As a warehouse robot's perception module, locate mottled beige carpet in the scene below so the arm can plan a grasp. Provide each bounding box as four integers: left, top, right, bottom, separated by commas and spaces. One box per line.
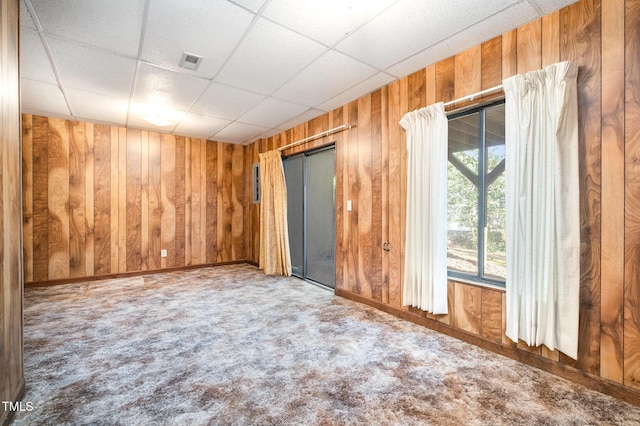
12, 264, 640, 425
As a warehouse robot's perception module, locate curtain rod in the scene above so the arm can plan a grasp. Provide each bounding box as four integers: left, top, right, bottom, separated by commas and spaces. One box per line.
443, 84, 503, 108
277, 124, 352, 152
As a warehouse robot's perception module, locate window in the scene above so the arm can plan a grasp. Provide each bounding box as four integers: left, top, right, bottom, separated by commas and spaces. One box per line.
447, 101, 505, 284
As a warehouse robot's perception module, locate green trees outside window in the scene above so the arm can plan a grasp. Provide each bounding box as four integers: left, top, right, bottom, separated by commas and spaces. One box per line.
447, 102, 505, 284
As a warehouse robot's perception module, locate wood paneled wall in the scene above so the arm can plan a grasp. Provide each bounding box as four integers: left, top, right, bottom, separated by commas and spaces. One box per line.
1, 0, 24, 423
22, 115, 246, 283
246, 0, 640, 402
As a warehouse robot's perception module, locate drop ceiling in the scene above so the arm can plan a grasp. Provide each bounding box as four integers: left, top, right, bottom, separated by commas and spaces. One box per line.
19, 0, 576, 144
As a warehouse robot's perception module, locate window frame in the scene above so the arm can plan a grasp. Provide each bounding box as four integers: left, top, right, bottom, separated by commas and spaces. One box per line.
446, 99, 506, 287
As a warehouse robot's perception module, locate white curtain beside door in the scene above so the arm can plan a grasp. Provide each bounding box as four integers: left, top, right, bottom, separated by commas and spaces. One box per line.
400, 102, 448, 315
503, 61, 580, 359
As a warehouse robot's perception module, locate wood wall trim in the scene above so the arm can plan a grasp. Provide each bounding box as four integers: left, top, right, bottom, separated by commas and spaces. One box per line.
335, 288, 640, 408
24, 260, 252, 288
2, 0, 24, 421
600, 0, 625, 384
624, 0, 640, 392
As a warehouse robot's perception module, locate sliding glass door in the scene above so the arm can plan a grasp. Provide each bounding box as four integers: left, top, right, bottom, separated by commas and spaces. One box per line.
283, 146, 336, 288
284, 156, 305, 277
305, 148, 336, 286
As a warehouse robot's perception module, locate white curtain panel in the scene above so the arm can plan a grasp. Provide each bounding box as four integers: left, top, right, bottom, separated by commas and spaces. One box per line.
400, 103, 448, 314
503, 61, 580, 359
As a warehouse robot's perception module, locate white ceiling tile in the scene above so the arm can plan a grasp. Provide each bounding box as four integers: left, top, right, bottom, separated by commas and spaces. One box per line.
48, 37, 137, 98
529, 0, 578, 14
274, 108, 324, 132
191, 83, 264, 120
20, 0, 37, 29
20, 28, 57, 84
263, 0, 398, 46
238, 98, 309, 128
66, 88, 129, 125
255, 128, 283, 140
386, 2, 539, 78
228, 0, 268, 13
134, 63, 210, 110
20, 79, 71, 117
212, 122, 269, 143
336, 0, 520, 70
174, 112, 231, 139
317, 72, 395, 112
217, 18, 327, 95
142, 0, 254, 79
17, 0, 581, 139
273, 50, 377, 107
29, 0, 145, 57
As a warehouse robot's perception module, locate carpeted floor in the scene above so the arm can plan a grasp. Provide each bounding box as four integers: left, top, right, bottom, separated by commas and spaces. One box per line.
11, 264, 640, 425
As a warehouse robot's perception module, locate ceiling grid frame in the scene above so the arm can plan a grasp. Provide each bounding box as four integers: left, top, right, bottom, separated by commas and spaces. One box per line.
19, 0, 578, 143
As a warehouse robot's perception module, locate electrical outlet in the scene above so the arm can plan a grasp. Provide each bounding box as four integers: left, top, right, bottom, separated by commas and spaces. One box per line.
161, 249, 168, 258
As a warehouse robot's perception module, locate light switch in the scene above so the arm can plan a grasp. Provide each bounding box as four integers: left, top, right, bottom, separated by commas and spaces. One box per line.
347, 200, 352, 211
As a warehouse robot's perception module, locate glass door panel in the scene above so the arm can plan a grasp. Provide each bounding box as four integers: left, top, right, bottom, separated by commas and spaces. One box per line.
283, 156, 304, 277
305, 149, 336, 288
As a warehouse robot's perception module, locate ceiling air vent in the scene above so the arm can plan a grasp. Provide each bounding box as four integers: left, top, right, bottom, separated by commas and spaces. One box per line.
179, 52, 203, 71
